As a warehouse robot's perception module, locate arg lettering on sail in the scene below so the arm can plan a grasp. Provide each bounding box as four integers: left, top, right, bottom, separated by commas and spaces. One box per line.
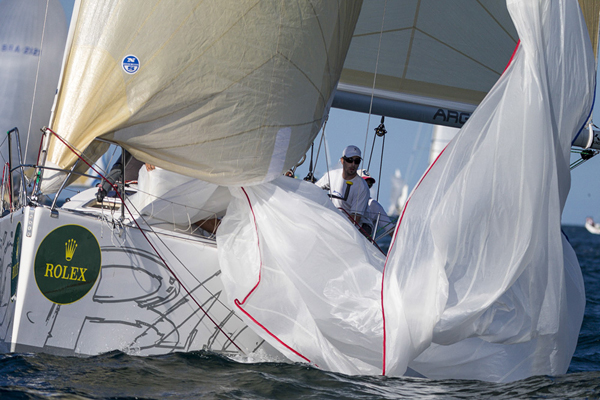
34, 225, 101, 305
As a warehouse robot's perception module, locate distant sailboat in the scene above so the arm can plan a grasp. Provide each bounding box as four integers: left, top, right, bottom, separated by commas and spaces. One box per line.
387, 168, 408, 216
585, 217, 600, 234
429, 125, 459, 165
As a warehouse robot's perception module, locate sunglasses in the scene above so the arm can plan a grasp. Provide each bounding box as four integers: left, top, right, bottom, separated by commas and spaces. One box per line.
343, 157, 361, 165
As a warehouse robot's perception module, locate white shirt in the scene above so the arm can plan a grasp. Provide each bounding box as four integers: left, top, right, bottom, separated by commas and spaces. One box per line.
315, 169, 370, 217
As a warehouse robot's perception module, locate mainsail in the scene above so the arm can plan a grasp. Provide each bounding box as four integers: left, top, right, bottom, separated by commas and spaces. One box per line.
0, 0, 67, 167
334, 0, 600, 127
41, 0, 362, 190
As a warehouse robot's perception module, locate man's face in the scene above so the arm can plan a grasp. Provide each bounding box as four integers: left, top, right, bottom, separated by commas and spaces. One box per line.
341, 156, 361, 178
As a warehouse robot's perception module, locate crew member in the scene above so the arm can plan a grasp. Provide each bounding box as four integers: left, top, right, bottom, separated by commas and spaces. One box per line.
315, 145, 370, 226
357, 169, 393, 237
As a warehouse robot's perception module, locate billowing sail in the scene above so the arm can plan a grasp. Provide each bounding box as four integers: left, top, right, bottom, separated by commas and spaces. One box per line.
217, 0, 593, 382
0, 0, 67, 167
334, 0, 600, 127
41, 0, 362, 191
383, 0, 592, 380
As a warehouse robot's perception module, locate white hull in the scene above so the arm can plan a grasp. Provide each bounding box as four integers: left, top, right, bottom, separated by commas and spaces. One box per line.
0, 188, 270, 357
585, 218, 600, 235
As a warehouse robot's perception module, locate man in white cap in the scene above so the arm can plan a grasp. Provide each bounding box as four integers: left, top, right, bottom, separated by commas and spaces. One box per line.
357, 169, 394, 238
315, 145, 370, 226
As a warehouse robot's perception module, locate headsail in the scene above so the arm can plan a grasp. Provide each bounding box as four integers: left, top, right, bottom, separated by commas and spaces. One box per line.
0, 0, 67, 167
42, 0, 362, 191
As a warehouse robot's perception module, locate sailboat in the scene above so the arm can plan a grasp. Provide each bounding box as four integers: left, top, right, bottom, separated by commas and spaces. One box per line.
1, 0, 599, 383
585, 217, 600, 234
387, 168, 408, 217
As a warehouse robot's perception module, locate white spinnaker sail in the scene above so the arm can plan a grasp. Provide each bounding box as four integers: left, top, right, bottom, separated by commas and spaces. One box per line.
218, 0, 593, 382
41, 0, 362, 191
384, 0, 592, 380
0, 0, 67, 167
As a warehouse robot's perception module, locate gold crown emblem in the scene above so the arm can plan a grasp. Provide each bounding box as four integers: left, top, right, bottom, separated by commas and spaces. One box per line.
65, 239, 77, 261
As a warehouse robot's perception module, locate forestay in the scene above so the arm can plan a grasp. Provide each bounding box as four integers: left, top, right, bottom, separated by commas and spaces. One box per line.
41, 0, 362, 191
218, 0, 593, 382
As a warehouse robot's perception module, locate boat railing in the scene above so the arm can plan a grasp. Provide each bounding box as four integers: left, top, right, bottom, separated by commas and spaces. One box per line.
1, 127, 111, 215
5, 128, 28, 211
8, 129, 222, 239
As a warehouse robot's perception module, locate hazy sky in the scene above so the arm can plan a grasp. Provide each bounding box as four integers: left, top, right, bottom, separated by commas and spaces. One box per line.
56, 0, 600, 226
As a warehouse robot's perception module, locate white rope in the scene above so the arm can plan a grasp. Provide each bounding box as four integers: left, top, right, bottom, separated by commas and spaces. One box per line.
322, 121, 333, 196
362, 0, 388, 167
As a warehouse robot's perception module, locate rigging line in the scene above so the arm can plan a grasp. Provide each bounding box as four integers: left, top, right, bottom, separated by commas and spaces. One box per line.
362, 0, 388, 169
376, 134, 385, 201
366, 133, 377, 172
121, 194, 225, 307
26, 0, 51, 164
322, 121, 332, 196
46, 128, 244, 353
313, 116, 328, 173
119, 205, 240, 348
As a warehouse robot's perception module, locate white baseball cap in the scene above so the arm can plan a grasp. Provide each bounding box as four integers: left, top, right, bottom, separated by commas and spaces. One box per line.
342, 145, 361, 158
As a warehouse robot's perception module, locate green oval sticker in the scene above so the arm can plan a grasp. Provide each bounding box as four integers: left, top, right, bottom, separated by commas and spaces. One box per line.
34, 225, 101, 305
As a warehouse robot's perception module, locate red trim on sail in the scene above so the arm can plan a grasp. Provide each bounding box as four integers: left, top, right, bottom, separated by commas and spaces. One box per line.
380, 146, 448, 375
503, 40, 520, 73
235, 187, 312, 364
380, 40, 521, 375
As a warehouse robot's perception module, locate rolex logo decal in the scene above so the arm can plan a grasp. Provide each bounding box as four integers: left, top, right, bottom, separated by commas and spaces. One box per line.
34, 225, 101, 305
65, 239, 77, 261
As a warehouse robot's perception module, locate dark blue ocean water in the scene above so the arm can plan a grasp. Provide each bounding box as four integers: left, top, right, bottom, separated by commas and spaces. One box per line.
1, 225, 599, 399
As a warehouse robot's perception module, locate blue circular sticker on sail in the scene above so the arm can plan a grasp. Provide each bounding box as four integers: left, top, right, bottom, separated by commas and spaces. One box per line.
122, 55, 140, 74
